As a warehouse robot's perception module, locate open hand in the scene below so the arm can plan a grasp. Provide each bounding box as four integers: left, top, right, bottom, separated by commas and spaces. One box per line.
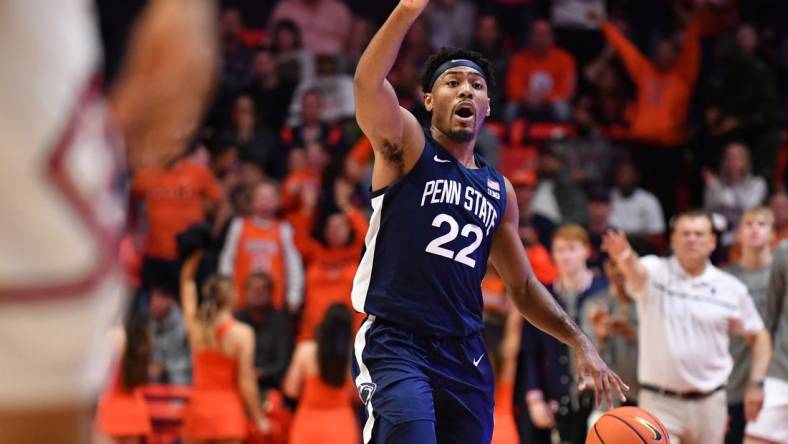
574, 337, 629, 409
601, 230, 633, 261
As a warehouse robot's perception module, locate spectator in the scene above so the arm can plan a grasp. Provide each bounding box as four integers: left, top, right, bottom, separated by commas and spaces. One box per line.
211, 8, 254, 126
586, 186, 612, 270
520, 225, 607, 444
746, 230, 788, 443
602, 210, 771, 444
148, 281, 192, 385
559, 132, 620, 190
130, 156, 222, 288
281, 89, 344, 154
218, 180, 304, 312
298, 209, 367, 341
281, 141, 330, 217
400, 16, 436, 71
235, 272, 294, 392
703, 142, 768, 248
268, 0, 352, 56
270, 19, 316, 88
219, 95, 276, 171
94, 310, 152, 444
702, 26, 780, 183
423, 0, 477, 50
723, 207, 774, 444
530, 143, 588, 226
608, 160, 666, 252
244, 46, 295, 134
595, 8, 700, 219
506, 20, 577, 122
178, 255, 268, 441
583, 256, 639, 407
510, 169, 556, 251
283, 304, 359, 444
573, 46, 632, 137
288, 54, 355, 126
550, 0, 606, 67
770, 190, 788, 243
469, 14, 510, 120
485, 310, 523, 444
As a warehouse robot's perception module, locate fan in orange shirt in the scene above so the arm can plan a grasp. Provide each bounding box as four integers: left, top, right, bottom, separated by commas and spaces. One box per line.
298, 209, 368, 341
219, 180, 304, 311
131, 156, 221, 285
506, 20, 577, 122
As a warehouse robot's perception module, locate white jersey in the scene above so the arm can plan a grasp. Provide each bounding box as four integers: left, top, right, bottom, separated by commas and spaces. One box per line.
0, 0, 125, 406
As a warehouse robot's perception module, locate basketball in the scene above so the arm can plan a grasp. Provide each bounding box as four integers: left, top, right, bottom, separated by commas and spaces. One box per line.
586, 406, 670, 444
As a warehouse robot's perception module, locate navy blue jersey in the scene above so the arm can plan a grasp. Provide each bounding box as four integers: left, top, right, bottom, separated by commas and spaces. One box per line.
351, 133, 507, 336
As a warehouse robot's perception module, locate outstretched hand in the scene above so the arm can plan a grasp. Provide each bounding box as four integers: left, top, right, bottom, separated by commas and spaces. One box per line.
601, 229, 632, 260
574, 337, 629, 409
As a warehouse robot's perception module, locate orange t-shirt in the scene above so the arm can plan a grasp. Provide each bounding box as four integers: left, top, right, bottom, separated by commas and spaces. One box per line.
602, 21, 700, 147
131, 160, 220, 259
298, 210, 368, 340
220, 218, 297, 310
526, 244, 557, 285
506, 47, 577, 104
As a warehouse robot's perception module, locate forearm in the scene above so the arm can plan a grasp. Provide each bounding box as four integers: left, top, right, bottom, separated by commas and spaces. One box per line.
511, 277, 588, 349
354, 4, 421, 89
240, 378, 264, 422
749, 330, 772, 382
615, 249, 646, 293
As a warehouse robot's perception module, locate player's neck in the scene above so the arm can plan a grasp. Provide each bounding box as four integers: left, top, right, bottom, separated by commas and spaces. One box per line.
429, 126, 478, 169
739, 245, 772, 270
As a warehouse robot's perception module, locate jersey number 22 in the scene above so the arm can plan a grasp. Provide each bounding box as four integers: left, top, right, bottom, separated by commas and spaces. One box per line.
425, 213, 482, 268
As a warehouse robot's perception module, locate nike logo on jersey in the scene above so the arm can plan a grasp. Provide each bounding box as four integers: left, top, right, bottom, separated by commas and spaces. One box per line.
473, 353, 485, 367
434, 154, 452, 163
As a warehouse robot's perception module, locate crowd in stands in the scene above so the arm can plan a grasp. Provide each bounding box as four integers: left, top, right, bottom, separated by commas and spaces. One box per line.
98, 0, 788, 443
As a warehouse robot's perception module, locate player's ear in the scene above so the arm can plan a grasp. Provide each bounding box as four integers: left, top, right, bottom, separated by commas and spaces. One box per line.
486, 97, 491, 117
424, 93, 433, 112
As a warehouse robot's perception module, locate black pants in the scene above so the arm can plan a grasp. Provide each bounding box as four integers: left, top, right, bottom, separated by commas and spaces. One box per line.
725, 403, 745, 444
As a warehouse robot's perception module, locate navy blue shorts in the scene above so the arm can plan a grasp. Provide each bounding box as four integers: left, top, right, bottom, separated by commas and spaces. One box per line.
352, 315, 494, 444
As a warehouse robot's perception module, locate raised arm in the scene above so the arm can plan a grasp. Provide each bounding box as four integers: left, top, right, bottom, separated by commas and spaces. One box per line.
236, 325, 268, 433
179, 252, 203, 328
599, 21, 651, 83
490, 179, 627, 408
354, 0, 427, 188
601, 230, 648, 295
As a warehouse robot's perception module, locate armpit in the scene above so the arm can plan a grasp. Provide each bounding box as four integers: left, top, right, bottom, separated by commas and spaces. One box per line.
380, 139, 405, 173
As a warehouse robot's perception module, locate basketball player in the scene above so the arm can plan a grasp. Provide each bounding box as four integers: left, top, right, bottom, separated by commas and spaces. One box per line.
351, 1, 626, 443
0, 1, 217, 443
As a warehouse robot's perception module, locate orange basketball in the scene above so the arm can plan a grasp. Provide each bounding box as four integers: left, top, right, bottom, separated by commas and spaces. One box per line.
586, 406, 671, 444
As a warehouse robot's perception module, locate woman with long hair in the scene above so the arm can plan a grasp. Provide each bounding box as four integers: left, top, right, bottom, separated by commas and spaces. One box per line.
284, 303, 359, 444
484, 309, 523, 444
93, 307, 153, 444
179, 253, 267, 443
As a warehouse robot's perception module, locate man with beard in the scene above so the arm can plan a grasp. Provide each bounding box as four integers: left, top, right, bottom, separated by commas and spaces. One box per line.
350, 1, 626, 443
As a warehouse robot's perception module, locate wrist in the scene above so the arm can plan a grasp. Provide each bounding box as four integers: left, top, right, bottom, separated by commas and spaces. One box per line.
748, 379, 765, 389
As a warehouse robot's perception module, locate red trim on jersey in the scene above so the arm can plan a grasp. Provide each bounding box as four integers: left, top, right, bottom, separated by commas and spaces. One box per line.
0, 75, 123, 303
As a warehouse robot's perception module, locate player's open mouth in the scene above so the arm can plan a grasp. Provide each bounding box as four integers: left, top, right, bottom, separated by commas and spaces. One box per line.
454, 104, 475, 120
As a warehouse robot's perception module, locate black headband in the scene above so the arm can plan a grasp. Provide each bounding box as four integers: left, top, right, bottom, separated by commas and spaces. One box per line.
427, 59, 487, 92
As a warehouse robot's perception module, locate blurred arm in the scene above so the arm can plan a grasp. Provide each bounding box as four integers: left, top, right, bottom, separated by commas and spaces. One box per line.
110, 0, 219, 169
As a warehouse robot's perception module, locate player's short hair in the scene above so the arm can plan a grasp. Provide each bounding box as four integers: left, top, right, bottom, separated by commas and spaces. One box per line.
420, 47, 496, 94
552, 224, 590, 247
741, 206, 776, 230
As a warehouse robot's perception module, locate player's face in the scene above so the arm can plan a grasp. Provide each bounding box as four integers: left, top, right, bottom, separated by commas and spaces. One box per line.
738, 214, 774, 249
552, 238, 590, 276
671, 216, 716, 265
425, 68, 490, 143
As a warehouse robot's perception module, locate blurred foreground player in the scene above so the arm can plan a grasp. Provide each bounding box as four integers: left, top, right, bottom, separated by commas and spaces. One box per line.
0, 1, 217, 442
351, 1, 626, 443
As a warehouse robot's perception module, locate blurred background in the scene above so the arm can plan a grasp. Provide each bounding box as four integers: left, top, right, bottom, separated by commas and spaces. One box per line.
92, 0, 788, 443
